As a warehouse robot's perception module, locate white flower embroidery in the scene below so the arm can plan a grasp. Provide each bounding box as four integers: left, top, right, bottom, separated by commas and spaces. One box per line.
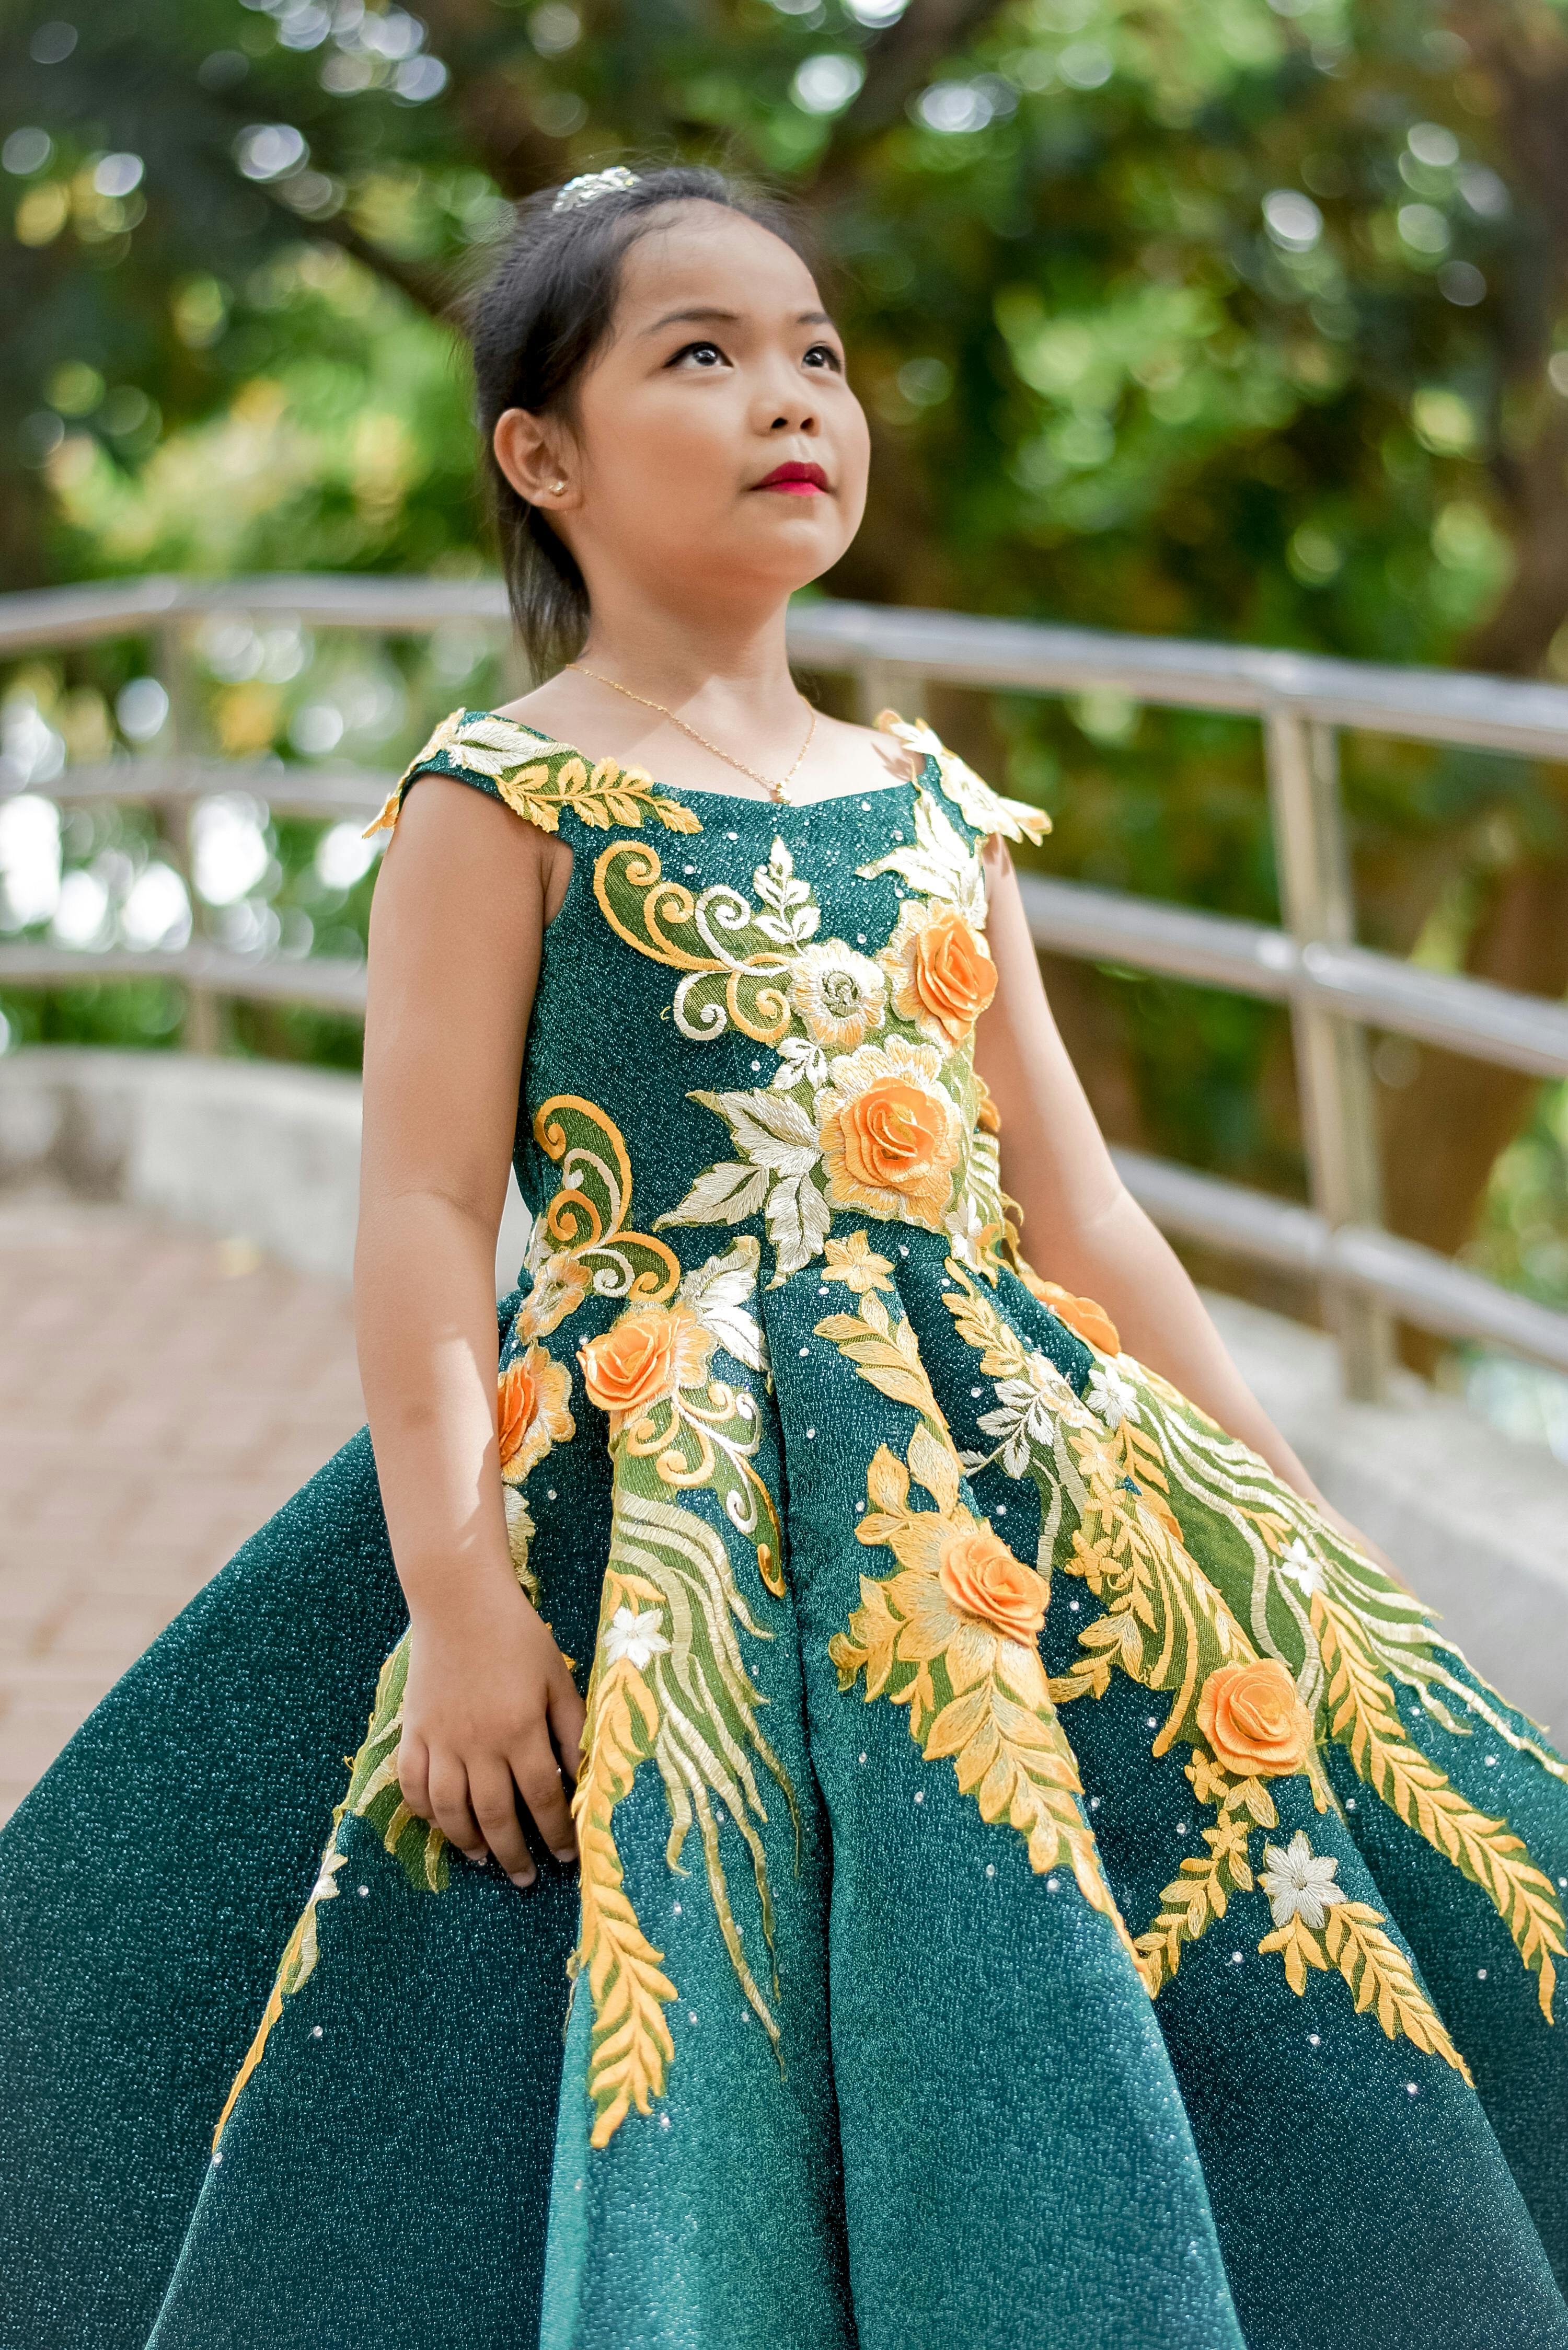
976, 1351, 1073, 1477
1260, 1829, 1346, 1930
943, 1186, 990, 1270
787, 939, 887, 1051
1278, 1537, 1323, 1598
1085, 1361, 1140, 1430
308, 1846, 348, 1907
603, 1605, 671, 1671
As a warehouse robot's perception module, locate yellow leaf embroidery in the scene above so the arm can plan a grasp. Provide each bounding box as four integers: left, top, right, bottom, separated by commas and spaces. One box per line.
816, 1288, 1151, 1991
1316, 1595, 1564, 2021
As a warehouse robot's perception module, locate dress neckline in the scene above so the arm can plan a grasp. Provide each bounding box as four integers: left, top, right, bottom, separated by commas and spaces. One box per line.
496, 713, 926, 813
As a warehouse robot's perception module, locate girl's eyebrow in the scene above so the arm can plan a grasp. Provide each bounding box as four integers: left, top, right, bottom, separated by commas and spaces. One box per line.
639, 305, 836, 337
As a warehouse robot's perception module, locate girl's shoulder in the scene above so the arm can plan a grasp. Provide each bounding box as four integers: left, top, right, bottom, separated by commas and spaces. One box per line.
361, 708, 704, 844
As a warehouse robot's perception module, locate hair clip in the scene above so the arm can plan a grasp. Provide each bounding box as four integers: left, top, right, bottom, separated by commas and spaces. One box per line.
551, 167, 640, 214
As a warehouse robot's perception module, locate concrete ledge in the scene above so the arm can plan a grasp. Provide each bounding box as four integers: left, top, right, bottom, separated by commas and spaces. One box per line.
2, 1046, 1563, 1724
0, 1047, 531, 1294
0, 1047, 363, 1283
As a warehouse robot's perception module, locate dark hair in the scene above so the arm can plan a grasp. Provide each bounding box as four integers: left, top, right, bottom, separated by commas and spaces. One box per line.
465, 164, 821, 679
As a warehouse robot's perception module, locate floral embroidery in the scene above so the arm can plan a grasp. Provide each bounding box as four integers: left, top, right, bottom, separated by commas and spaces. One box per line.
941, 1258, 1568, 2037
1197, 1659, 1313, 1780
215, 1095, 678, 2151
1083, 1358, 1139, 1428
657, 1084, 829, 1283
569, 1238, 795, 2146
872, 709, 1050, 846
514, 1094, 681, 1341
499, 1342, 574, 1485
574, 1246, 781, 1595
1014, 1265, 1122, 1355
816, 1036, 964, 1230
212, 1619, 462, 2151
365, 710, 702, 838
822, 1228, 895, 1295
879, 897, 997, 1049
1255, 1831, 1469, 2075
971, 1343, 1075, 1480
937, 1522, 1050, 1643
603, 1605, 671, 1670
1260, 1828, 1345, 1929
813, 1269, 1149, 1983
596, 759, 1011, 1283
581, 1301, 716, 1430
1277, 1536, 1323, 1598
497, 1339, 574, 1583
856, 783, 987, 917
593, 834, 813, 1045
789, 938, 887, 1052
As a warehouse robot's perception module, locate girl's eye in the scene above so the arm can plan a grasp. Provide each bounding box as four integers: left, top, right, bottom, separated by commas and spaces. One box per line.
803, 343, 844, 373
671, 340, 728, 369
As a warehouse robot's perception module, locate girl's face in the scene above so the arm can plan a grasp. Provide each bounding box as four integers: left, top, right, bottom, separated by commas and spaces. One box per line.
499, 203, 870, 619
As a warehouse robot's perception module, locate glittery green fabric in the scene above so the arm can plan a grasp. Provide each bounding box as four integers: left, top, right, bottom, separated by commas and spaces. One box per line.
3, 714, 1566, 2350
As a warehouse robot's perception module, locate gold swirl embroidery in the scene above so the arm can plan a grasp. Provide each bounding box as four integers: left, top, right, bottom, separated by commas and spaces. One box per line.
593, 838, 810, 1046
516, 1093, 681, 1339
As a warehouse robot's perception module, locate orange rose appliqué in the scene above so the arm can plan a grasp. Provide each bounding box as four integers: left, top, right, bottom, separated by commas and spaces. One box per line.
1196, 1658, 1313, 1779
579, 1302, 715, 1429
937, 1524, 1050, 1645
882, 900, 997, 1048
817, 1036, 963, 1229
496, 1342, 574, 1484
1018, 1268, 1122, 1356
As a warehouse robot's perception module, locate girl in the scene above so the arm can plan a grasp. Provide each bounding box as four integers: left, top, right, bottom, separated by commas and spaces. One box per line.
3, 163, 1565, 2350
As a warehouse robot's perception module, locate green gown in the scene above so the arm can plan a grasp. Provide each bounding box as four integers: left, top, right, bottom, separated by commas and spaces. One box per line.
4, 708, 1567, 2350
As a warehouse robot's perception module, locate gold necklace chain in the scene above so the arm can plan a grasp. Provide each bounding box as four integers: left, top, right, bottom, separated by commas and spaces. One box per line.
567, 664, 817, 804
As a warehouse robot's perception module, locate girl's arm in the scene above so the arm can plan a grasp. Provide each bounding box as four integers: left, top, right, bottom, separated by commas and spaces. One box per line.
355, 777, 583, 1887
974, 833, 1368, 1545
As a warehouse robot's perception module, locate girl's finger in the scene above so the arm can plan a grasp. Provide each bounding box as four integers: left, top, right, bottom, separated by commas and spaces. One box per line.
547, 1673, 586, 1788
511, 1732, 577, 1863
396, 1730, 431, 1822
426, 1748, 488, 1867
466, 1753, 535, 1886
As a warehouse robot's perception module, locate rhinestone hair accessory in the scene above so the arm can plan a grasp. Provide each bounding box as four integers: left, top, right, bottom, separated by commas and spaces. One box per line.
551, 167, 640, 214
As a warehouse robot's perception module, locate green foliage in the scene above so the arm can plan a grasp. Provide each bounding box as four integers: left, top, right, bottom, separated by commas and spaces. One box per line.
3, 0, 1568, 1315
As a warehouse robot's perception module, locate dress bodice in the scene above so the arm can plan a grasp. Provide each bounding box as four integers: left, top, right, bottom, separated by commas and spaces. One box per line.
376, 706, 1053, 1307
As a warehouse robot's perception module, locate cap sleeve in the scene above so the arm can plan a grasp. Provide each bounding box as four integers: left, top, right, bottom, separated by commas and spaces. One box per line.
873, 708, 1051, 847
363, 709, 702, 840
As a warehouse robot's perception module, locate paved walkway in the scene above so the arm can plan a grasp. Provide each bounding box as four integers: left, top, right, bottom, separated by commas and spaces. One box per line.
0, 1190, 364, 1821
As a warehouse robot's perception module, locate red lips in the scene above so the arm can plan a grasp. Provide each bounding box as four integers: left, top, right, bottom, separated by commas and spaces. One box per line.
753, 460, 828, 494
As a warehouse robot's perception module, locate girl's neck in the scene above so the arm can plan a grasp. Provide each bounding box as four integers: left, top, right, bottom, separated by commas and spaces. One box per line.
571, 583, 803, 730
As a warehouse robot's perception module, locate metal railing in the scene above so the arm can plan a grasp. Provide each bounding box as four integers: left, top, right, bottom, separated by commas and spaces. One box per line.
3, 572, 1568, 1391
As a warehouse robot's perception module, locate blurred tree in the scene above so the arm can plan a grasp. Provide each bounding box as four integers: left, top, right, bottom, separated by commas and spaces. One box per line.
4, 0, 1568, 1329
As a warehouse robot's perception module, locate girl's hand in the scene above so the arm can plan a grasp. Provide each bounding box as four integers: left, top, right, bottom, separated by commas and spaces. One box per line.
396, 1575, 586, 1886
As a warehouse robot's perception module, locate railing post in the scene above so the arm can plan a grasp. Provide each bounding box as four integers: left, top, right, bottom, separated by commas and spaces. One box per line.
1264, 710, 1393, 1400
854, 662, 928, 728
155, 621, 219, 1055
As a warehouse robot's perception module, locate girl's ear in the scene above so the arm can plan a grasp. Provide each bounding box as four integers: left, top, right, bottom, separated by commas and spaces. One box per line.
493, 408, 578, 511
